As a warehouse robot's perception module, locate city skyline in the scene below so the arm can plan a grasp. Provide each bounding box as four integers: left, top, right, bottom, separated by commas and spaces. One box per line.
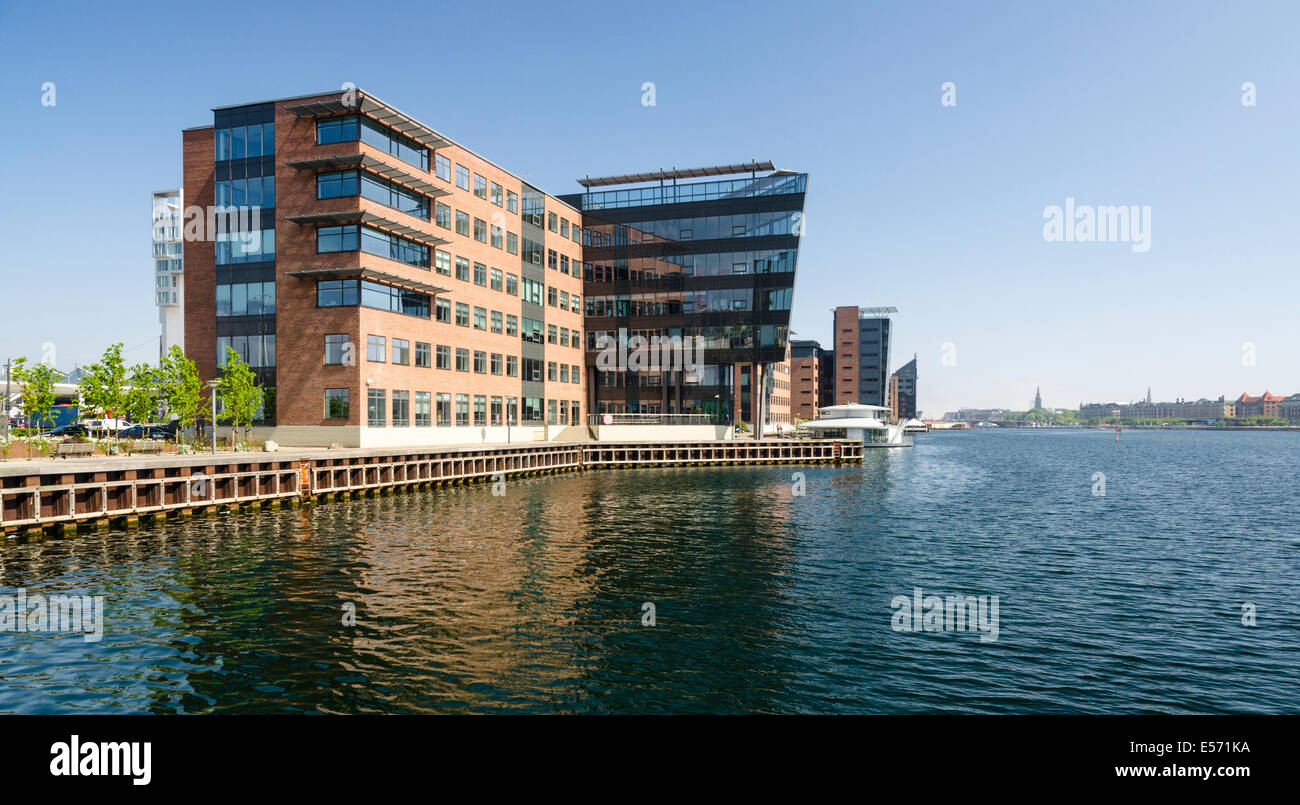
1, 1, 1297, 418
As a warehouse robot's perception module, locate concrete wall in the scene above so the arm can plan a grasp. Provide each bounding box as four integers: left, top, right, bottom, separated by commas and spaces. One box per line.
589, 424, 733, 442
251, 425, 549, 448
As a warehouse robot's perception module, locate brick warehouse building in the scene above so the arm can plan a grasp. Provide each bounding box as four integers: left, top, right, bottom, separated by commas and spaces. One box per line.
182, 90, 585, 447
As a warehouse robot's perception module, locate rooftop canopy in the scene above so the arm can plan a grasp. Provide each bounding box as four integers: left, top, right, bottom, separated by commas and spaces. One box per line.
283, 92, 452, 152
577, 161, 776, 189
284, 210, 450, 248
284, 267, 448, 296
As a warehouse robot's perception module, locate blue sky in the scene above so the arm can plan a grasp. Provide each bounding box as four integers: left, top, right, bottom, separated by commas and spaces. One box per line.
1, 0, 1296, 416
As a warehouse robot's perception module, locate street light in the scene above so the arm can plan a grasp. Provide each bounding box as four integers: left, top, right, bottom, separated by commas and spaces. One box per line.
206, 380, 220, 454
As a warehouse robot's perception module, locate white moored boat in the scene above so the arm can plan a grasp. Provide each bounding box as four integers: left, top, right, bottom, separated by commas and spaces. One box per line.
802, 404, 913, 447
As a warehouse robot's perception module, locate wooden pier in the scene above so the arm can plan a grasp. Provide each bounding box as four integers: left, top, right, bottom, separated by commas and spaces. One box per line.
0, 439, 863, 537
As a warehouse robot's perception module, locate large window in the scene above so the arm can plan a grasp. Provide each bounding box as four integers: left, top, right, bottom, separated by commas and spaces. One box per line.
392, 390, 409, 427
317, 279, 430, 318
455, 164, 470, 190
325, 389, 349, 419
318, 170, 430, 219
317, 115, 428, 172
455, 394, 469, 426
414, 392, 431, 426
324, 334, 349, 365
215, 121, 275, 160
391, 338, 410, 365
367, 335, 386, 362
216, 282, 275, 316
316, 224, 429, 269
216, 229, 275, 265
415, 341, 431, 368
435, 154, 451, 182
473, 174, 488, 199
215, 176, 275, 209
217, 334, 276, 368
367, 389, 386, 427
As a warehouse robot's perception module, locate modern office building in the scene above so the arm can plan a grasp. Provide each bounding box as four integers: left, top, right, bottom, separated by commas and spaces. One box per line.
892, 355, 917, 419
790, 339, 831, 422
152, 189, 185, 358
182, 89, 585, 447
832, 306, 894, 408
559, 162, 806, 429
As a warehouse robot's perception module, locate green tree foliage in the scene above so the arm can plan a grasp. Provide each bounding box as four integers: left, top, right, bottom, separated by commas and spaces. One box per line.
77, 343, 127, 440
217, 347, 263, 447
123, 363, 159, 425
157, 346, 205, 446
10, 357, 59, 438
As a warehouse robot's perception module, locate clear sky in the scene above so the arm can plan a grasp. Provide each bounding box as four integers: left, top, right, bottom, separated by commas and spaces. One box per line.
1, 0, 1296, 417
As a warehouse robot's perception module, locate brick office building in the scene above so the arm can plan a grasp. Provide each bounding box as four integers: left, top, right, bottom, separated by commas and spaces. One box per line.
182, 89, 585, 447
832, 306, 894, 408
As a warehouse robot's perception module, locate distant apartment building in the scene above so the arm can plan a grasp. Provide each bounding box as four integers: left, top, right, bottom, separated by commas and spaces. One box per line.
1234, 391, 1285, 419
182, 89, 585, 446
943, 408, 1009, 422
832, 306, 894, 408
152, 189, 185, 357
892, 355, 917, 419
1280, 394, 1300, 424
1079, 397, 1237, 420
560, 163, 806, 429
790, 339, 826, 421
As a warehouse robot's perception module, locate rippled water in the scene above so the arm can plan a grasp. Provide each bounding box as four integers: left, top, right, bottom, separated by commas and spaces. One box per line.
1, 429, 1297, 713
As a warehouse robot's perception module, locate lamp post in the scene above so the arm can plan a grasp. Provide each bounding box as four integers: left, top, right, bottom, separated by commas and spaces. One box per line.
206, 380, 220, 455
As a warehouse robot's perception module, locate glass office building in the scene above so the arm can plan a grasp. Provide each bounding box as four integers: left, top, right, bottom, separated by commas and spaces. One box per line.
560, 163, 807, 425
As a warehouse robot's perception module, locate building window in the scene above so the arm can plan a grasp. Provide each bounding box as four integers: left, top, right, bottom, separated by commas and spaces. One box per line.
490, 396, 503, 426
547, 324, 558, 344
435, 249, 451, 276
367, 335, 385, 362
392, 390, 410, 427
571, 365, 580, 384
506, 232, 518, 254
317, 224, 428, 269
324, 334, 349, 365
414, 341, 431, 368
435, 154, 451, 182
324, 389, 349, 419
547, 399, 557, 425
490, 310, 503, 333
216, 119, 275, 161
414, 391, 431, 426
455, 394, 469, 426
216, 282, 276, 316
473, 174, 488, 199
473, 307, 487, 329
505, 315, 518, 336
548, 362, 557, 381
490, 353, 502, 375
473, 350, 487, 374
473, 262, 487, 286
455, 302, 469, 327
473, 395, 487, 426
455, 164, 470, 191
506, 273, 518, 296
560, 219, 569, 238
435, 202, 451, 229
317, 279, 429, 318
490, 182, 503, 206
490, 225, 503, 249
317, 116, 427, 171
436, 393, 451, 426
506, 356, 518, 377
455, 211, 469, 236
547, 212, 557, 232
392, 338, 410, 365
506, 190, 518, 213
435, 298, 451, 323
367, 389, 386, 426
490, 268, 503, 291
473, 218, 487, 243
436, 345, 450, 370
455, 347, 469, 372
455, 256, 469, 281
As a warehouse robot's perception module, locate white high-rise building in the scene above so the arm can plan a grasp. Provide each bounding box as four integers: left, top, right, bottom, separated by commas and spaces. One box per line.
152, 189, 184, 359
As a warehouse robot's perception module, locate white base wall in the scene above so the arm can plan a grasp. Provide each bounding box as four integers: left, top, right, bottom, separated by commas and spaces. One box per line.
589, 424, 734, 441
250, 425, 549, 449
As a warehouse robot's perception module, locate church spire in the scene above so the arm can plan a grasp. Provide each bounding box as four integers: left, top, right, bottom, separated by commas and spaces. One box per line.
1034, 387, 1043, 410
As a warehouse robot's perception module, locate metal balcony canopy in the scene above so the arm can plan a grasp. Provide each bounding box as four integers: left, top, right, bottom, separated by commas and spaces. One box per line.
577, 161, 776, 188
857, 306, 899, 318
283, 92, 452, 151
284, 210, 450, 247
285, 266, 448, 296
282, 153, 450, 197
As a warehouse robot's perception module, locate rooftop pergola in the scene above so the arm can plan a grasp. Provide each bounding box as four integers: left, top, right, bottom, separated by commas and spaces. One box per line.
576, 161, 776, 189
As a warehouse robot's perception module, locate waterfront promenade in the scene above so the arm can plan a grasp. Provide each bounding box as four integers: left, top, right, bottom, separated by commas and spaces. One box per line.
0, 438, 863, 536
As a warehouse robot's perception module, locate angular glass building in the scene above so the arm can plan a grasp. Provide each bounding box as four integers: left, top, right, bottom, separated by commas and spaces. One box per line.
560, 162, 807, 426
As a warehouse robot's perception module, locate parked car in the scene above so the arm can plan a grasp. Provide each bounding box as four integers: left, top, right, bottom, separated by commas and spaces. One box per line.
118, 424, 174, 440
42, 423, 90, 438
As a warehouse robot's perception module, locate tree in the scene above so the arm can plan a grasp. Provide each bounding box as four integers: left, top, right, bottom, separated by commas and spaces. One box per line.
217, 346, 263, 447
157, 346, 205, 446
10, 357, 59, 441
78, 343, 127, 441
123, 363, 158, 426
